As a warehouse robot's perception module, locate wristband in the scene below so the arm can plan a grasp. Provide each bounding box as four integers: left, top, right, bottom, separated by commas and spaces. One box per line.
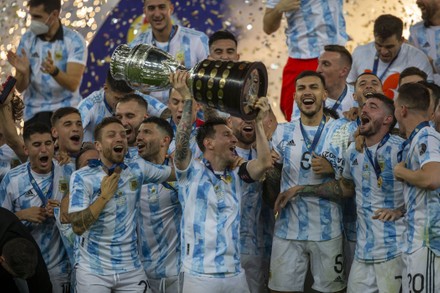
50, 67, 60, 77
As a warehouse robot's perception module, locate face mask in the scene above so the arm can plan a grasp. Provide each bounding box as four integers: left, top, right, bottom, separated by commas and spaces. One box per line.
29, 16, 50, 35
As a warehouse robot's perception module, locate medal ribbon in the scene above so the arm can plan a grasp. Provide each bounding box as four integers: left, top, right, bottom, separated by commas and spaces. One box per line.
330, 85, 348, 112
27, 163, 54, 207
397, 121, 430, 163
299, 115, 327, 154
364, 133, 390, 180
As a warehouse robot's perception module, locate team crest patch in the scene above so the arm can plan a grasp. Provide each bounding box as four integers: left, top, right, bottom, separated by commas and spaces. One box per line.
130, 179, 138, 191
419, 143, 427, 156
59, 180, 68, 193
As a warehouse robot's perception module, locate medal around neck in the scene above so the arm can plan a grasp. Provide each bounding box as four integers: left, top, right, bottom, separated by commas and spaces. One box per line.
110, 44, 268, 120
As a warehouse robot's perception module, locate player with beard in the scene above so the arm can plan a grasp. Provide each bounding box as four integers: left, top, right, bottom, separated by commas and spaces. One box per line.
136, 117, 181, 293
68, 117, 173, 293
171, 70, 272, 292
269, 71, 348, 293
393, 83, 440, 293
0, 123, 72, 293
115, 94, 149, 160
276, 93, 406, 292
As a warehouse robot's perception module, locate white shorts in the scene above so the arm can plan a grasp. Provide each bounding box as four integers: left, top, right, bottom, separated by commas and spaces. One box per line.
241, 254, 264, 293
75, 266, 148, 293
347, 257, 403, 293
402, 247, 440, 293
147, 275, 179, 293
343, 238, 356, 279
268, 236, 346, 292
49, 272, 71, 293
182, 271, 250, 293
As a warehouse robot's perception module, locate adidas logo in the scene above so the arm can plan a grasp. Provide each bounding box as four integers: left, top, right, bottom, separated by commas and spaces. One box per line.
352, 159, 358, 166
286, 139, 296, 146
423, 42, 431, 48
24, 190, 34, 197
31, 52, 39, 58
333, 275, 345, 283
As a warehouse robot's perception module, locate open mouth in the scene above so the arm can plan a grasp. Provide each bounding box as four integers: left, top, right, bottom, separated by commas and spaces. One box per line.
137, 143, 145, 151
360, 115, 370, 125
39, 155, 49, 164
363, 91, 375, 97
302, 98, 315, 106
70, 134, 81, 143
113, 145, 124, 153
243, 126, 254, 133
125, 128, 132, 136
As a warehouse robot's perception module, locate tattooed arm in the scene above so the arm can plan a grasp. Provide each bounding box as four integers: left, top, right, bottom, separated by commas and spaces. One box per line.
274, 177, 355, 213
69, 171, 120, 235
170, 71, 193, 171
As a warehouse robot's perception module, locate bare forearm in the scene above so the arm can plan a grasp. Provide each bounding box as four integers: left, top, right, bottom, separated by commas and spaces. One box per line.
299, 178, 354, 200
14, 71, 29, 93
263, 8, 283, 34
0, 103, 26, 162
248, 121, 272, 180
51, 70, 81, 92
174, 98, 193, 170
69, 196, 109, 235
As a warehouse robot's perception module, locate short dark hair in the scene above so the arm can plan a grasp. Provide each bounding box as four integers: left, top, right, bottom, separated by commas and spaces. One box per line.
295, 70, 326, 88
324, 44, 353, 67
354, 72, 382, 90
106, 70, 133, 94
28, 0, 61, 13
93, 117, 124, 142
374, 14, 403, 40
2, 238, 38, 279
23, 122, 51, 143
367, 93, 396, 129
141, 117, 174, 141
399, 67, 428, 84
323, 107, 339, 119
209, 30, 238, 48
50, 107, 81, 126
116, 94, 149, 113
418, 81, 440, 110
397, 83, 431, 112
196, 117, 227, 152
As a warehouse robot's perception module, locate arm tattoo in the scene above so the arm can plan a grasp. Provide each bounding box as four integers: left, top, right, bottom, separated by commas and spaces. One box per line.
175, 99, 193, 163
299, 180, 344, 201
70, 208, 96, 235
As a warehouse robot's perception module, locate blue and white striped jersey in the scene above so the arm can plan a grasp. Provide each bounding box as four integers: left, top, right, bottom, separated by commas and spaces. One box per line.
235, 147, 262, 256
266, 0, 348, 59
176, 157, 245, 276
78, 89, 112, 142
0, 161, 72, 275
17, 26, 87, 121
343, 135, 405, 262
272, 118, 346, 241
409, 22, 440, 84
400, 126, 440, 256
68, 159, 171, 275
0, 144, 20, 183
138, 160, 181, 279
130, 25, 209, 104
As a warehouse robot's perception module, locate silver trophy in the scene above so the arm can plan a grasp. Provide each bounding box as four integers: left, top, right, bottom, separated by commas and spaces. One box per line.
110, 44, 268, 120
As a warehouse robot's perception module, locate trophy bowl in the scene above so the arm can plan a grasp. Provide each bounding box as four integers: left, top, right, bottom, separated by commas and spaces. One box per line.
110, 44, 268, 120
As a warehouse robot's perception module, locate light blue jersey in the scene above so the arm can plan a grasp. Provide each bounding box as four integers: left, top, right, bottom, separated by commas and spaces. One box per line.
0, 161, 71, 275
78, 89, 113, 142
409, 22, 440, 84
343, 135, 405, 262
130, 25, 209, 104
235, 147, 262, 256
17, 26, 87, 121
272, 118, 346, 241
138, 160, 181, 279
266, 0, 348, 59
0, 144, 20, 183
400, 126, 440, 256
176, 156, 246, 276
69, 159, 171, 275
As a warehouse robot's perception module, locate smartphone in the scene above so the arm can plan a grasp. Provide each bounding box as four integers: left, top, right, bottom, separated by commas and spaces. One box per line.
0, 76, 17, 104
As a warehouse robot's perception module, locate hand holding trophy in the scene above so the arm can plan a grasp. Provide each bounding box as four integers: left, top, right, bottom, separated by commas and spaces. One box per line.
110, 44, 268, 120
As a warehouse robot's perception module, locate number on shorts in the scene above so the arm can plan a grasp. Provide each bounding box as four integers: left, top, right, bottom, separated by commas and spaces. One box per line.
408, 273, 425, 293
394, 275, 402, 293
138, 280, 149, 293
334, 253, 343, 274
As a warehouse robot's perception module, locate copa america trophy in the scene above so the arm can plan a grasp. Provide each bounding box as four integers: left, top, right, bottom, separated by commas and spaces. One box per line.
110, 44, 268, 120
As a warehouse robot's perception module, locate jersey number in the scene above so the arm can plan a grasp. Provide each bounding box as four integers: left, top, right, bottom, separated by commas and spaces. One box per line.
301, 152, 311, 170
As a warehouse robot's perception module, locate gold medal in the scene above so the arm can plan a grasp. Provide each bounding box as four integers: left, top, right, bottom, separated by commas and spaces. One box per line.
377, 176, 383, 188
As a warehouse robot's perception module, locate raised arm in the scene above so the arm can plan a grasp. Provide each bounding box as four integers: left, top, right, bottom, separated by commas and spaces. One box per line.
41, 52, 85, 92
69, 172, 120, 235
170, 71, 193, 171
7, 48, 30, 93
394, 161, 440, 190
246, 97, 273, 180
263, 0, 300, 34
